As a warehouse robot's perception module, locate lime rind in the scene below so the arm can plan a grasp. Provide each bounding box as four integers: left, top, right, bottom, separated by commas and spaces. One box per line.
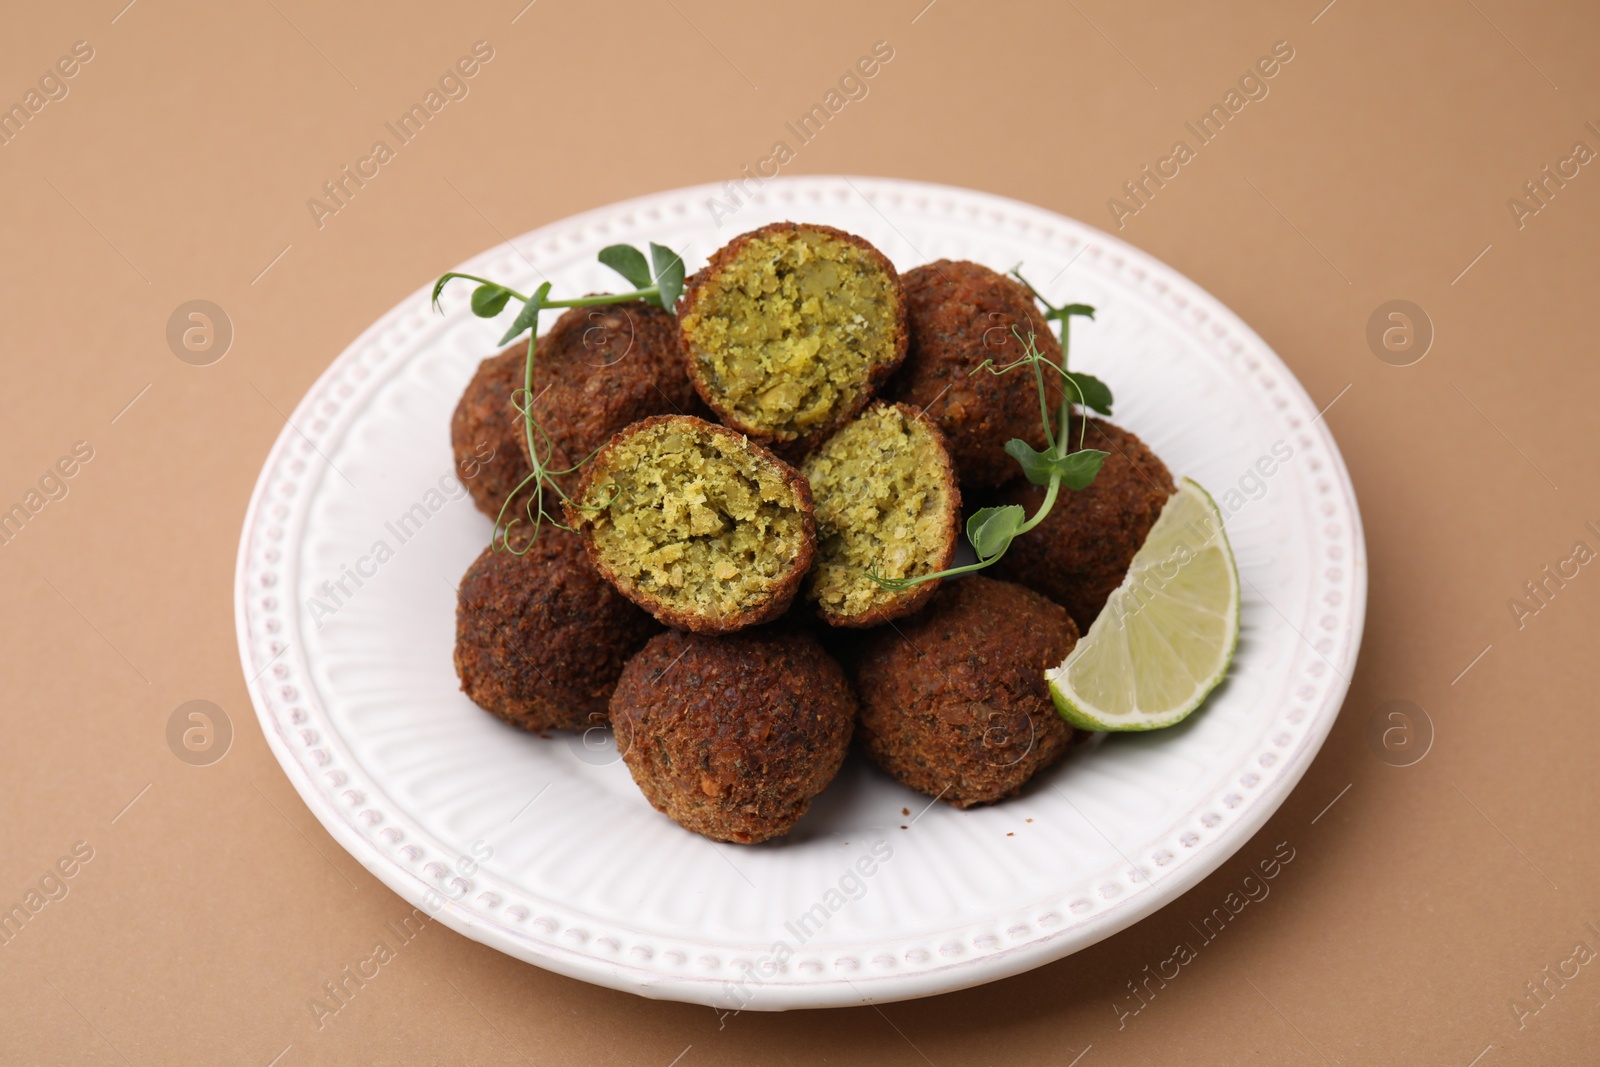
1047, 477, 1240, 732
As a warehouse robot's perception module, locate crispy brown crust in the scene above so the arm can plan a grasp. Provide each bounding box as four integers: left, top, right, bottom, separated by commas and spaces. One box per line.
678, 222, 909, 456
565, 415, 818, 634
886, 260, 1064, 488
513, 300, 707, 495
453, 528, 661, 732
811, 402, 963, 629
854, 576, 1078, 808
450, 343, 537, 519
610, 627, 856, 843
992, 416, 1175, 631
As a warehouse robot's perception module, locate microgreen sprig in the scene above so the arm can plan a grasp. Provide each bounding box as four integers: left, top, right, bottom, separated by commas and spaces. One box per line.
867, 283, 1110, 591
1010, 266, 1113, 420
432, 242, 686, 553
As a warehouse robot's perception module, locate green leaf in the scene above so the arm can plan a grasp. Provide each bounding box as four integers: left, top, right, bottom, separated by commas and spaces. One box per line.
966, 505, 1026, 560
1062, 371, 1114, 415
470, 283, 512, 318
498, 282, 550, 346
498, 301, 537, 346
1054, 448, 1109, 490
1003, 440, 1109, 489
1004, 439, 1059, 487
599, 244, 652, 290
650, 242, 685, 312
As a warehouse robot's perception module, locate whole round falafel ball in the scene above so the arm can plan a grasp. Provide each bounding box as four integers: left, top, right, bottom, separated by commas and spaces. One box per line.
566, 415, 816, 634
610, 627, 857, 844
886, 260, 1063, 488
451, 342, 538, 519
453, 301, 701, 521
992, 416, 1175, 631
454, 527, 660, 732
678, 222, 908, 454
518, 299, 705, 494
802, 401, 962, 627
855, 576, 1079, 808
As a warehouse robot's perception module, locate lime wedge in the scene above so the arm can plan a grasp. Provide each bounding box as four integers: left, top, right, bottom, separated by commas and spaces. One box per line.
1047, 477, 1240, 731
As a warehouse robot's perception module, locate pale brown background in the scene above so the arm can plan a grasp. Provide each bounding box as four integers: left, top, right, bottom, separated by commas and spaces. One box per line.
3, 0, 1597, 1063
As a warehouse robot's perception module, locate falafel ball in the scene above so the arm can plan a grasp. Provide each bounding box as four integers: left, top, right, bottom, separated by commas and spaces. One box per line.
886, 260, 1063, 488
454, 527, 660, 732
451, 342, 537, 518
992, 416, 1175, 630
855, 576, 1079, 808
565, 415, 816, 634
678, 222, 908, 454
802, 401, 962, 627
611, 627, 856, 843
518, 299, 705, 494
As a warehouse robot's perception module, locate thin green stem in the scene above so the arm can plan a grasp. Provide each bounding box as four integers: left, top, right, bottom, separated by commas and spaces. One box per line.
880, 557, 1009, 584
521, 283, 552, 480
1014, 401, 1071, 537
1014, 474, 1062, 537
437, 273, 529, 304
1024, 328, 1058, 455
544, 288, 659, 309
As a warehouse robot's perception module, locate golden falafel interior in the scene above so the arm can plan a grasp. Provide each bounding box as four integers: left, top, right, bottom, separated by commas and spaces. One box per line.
580, 421, 808, 622
680, 227, 899, 440
803, 405, 955, 619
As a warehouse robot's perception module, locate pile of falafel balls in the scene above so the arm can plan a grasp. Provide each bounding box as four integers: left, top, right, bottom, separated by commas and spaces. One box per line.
451, 222, 1175, 845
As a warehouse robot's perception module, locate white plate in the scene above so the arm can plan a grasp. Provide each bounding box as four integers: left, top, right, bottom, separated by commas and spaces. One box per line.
234, 176, 1365, 1010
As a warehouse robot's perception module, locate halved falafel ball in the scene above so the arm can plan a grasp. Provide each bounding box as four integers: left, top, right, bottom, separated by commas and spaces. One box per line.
992, 416, 1175, 630
886, 260, 1063, 488
678, 222, 907, 453
454, 527, 660, 732
611, 627, 856, 844
565, 415, 816, 634
855, 576, 1079, 808
802, 401, 962, 627
518, 300, 705, 494
451, 343, 537, 518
